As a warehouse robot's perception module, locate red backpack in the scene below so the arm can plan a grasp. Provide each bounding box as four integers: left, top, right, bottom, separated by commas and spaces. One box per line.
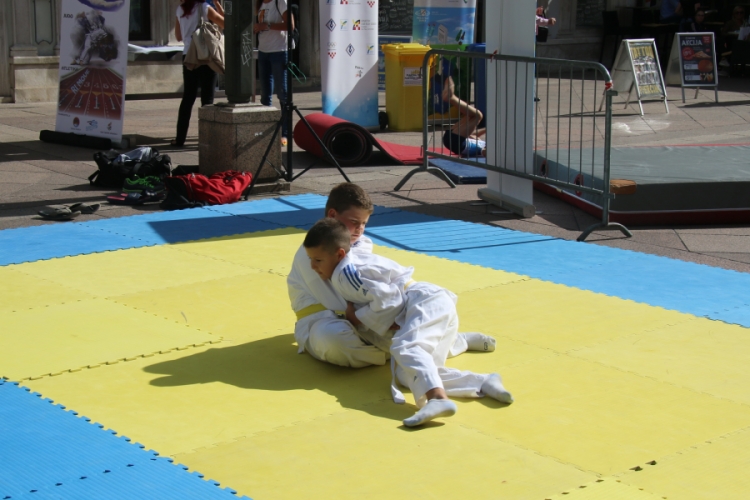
161, 171, 252, 209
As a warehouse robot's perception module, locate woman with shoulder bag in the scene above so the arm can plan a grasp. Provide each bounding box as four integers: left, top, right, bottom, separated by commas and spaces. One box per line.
173, 0, 224, 147
254, 0, 293, 146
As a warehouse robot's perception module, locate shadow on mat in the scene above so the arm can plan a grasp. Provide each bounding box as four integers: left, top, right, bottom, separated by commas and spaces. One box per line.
143, 333, 412, 421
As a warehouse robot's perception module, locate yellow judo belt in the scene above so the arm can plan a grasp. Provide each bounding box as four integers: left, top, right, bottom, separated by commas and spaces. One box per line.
296, 281, 415, 321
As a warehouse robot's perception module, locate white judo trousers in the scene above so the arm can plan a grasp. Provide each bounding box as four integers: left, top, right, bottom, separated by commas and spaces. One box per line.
392, 282, 489, 408
331, 254, 488, 408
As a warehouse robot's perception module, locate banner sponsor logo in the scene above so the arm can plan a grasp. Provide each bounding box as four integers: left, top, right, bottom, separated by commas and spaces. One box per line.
353, 19, 361, 30
367, 0, 375, 7
355, 65, 364, 78
346, 44, 355, 56
357, 18, 376, 30
367, 44, 375, 55
340, 19, 349, 30
326, 18, 336, 31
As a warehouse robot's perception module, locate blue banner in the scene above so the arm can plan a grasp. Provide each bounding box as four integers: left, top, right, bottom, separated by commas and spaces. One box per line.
412, 0, 476, 46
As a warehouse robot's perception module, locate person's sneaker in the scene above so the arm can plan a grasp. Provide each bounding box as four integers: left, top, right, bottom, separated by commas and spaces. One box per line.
122, 176, 165, 194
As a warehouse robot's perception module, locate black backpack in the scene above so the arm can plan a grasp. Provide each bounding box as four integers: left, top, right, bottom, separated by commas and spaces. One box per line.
89, 149, 172, 189
275, 0, 299, 49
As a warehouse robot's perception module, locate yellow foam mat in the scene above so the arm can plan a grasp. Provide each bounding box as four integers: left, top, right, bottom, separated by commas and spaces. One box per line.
114, 272, 294, 342
0, 266, 95, 312
172, 228, 303, 276
174, 401, 596, 500
452, 353, 750, 475
571, 317, 750, 405
1, 298, 219, 380
618, 427, 750, 499
545, 478, 666, 499
26, 334, 393, 456
456, 280, 694, 352
12, 235, 750, 499
15, 244, 265, 298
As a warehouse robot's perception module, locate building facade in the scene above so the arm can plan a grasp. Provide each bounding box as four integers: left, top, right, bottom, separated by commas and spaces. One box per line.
1, 0, 605, 103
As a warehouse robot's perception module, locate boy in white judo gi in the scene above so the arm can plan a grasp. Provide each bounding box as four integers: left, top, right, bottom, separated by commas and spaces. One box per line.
288, 183, 496, 369
303, 218, 513, 427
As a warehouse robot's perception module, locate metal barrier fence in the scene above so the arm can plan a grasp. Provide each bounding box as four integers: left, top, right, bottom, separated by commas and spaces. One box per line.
394, 49, 631, 242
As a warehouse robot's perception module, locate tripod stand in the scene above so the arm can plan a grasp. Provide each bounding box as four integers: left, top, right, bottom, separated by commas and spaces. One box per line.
249, 1, 350, 192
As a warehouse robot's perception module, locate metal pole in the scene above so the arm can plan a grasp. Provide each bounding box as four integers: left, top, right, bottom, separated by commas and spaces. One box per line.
224, 0, 254, 103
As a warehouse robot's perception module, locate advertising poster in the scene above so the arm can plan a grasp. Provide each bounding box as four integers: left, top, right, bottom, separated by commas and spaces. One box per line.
678, 33, 718, 86
55, 0, 130, 142
627, 40, 665, 99
412, 0, 476, 46
320, 0, 379, 128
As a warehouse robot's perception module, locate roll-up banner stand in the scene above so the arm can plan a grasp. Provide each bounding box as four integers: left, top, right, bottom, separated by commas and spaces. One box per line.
320, 0, 380, 129
665, 32, 719, 103
55, 0, 130, 145
412, 0, 477, 46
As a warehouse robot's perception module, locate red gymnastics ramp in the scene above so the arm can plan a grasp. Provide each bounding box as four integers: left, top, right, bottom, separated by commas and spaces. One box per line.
293, 113, 423, 167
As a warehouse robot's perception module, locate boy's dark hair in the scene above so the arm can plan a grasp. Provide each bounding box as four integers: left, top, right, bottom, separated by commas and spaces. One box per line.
304, 218, 351, 254
325, 183, 374, 215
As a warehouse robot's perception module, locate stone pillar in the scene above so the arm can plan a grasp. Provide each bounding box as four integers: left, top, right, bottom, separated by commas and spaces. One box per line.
198, 103, 289, 190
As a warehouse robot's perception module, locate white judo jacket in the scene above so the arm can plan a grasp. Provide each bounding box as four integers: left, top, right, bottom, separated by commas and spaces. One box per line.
287, 235, 373, 351
330, 252, 414, 336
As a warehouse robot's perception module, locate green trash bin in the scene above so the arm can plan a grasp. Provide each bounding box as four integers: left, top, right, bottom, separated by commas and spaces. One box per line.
382, 43, 431, 132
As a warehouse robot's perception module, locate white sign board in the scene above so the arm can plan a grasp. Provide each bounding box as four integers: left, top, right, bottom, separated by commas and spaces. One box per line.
608, 39, 668, 115
55, 0, 130, 143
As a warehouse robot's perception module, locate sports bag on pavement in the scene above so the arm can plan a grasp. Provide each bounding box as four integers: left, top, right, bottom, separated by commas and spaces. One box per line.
89, 147, 172, 188
161, 171, 252, 209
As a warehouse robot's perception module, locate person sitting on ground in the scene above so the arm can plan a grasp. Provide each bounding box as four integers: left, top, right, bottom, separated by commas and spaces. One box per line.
303, 218, 513, 427
431, 56, 487, 158
288, 183, 498, 369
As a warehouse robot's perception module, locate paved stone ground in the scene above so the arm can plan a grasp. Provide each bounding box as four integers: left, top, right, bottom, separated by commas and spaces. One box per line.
1, 78, 749, 273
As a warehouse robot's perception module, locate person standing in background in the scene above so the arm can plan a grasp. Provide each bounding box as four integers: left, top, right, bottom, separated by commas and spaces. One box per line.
172, 0, 225, 147
254, 0, 293, 147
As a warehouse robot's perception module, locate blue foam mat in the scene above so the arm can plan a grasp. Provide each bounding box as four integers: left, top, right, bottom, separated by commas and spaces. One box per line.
0, 224, 144, 266
428, 158, 488, 184
0, 380, 249, 499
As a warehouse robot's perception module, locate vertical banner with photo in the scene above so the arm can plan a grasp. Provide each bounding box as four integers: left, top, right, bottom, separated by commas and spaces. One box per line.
55, 0, 130, 143
320, 0, 379, 128
412, 0, 476, 46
